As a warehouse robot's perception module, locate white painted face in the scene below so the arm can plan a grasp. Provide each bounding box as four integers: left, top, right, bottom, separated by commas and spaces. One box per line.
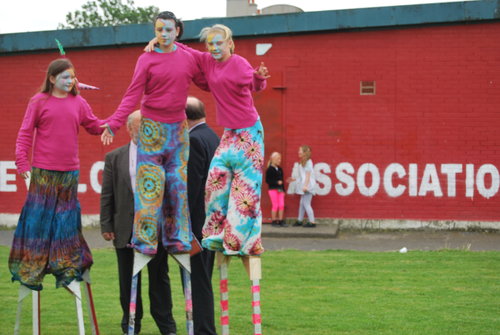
155, 19, 177, 47
206, 32, 231, 61
53, 69, 75, 93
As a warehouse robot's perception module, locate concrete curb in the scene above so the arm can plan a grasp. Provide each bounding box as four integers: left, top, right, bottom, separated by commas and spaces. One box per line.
262, 223, 339, 239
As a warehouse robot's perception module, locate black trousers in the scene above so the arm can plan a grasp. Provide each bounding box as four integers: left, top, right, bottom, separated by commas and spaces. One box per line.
189, 247, 217, 335
116, 243, 176, 334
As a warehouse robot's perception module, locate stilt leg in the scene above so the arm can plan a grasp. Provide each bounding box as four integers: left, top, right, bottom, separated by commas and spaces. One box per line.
171, 253, 193, 335
217, 252, 231, 335
128, 252, 152, 335
242, 256, 262, 335
32, 289, 40, 335
181, 266, 194, 335
65, 281, 85, 335
14, 285, 32, 335
251, 279, 262, 335
82, 270, 100, 335
128, 273, 139, 335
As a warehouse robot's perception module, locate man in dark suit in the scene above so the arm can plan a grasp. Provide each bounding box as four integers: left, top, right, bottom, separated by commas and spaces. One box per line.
100, 110, 177, 335
186, 96, 220, 335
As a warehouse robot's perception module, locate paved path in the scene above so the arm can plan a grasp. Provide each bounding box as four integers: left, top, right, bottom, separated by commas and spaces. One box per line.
1, 225, 499, 252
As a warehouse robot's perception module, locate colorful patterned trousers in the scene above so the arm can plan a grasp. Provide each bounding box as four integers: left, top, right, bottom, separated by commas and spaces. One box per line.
202, 119, 265, 256
9, 168, 92, 290
132, 118, 192, 255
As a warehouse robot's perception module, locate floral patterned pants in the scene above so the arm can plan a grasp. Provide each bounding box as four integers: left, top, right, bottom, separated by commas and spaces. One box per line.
202, 120, 265, 256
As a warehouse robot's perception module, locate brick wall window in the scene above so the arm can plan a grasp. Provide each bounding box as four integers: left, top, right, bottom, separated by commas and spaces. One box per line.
360, 80, 376, 95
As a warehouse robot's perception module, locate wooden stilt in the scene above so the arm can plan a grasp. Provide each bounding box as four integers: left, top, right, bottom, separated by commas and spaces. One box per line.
66, 280, 85, 335
172, 253, 194, 335
217, 252, 231, 335
128, 252, 152, 335
14, 285, 31, 335
128, 274, 139, 335
242, 256, 262, 335
32, 290, 40, 335
82, 270, 100, 335
181, 267, 194, 335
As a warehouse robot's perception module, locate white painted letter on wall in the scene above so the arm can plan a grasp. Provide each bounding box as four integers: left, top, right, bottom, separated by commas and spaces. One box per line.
335, 162, 355, 196
0, 161, 17, 192
476, 164, 499, 199
384, 163, 406, 197
90, 161, 104, 194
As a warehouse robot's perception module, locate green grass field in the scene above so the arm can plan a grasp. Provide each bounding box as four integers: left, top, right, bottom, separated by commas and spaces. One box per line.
1, 245, 499, 335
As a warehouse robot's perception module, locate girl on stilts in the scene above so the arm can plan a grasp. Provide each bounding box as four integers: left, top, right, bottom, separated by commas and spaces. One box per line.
101, 11, 207, 257
175, 24, 270, 256
9, 58, 104, 290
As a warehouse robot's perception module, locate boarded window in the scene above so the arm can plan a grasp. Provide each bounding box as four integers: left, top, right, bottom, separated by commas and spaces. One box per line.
360, 81, 376, 95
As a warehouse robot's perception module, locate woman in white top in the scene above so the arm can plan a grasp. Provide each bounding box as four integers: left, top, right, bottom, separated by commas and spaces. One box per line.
290, 145, 316, 228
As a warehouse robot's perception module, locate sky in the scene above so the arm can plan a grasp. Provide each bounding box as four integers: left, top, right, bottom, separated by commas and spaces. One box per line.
0, 0, 476, 34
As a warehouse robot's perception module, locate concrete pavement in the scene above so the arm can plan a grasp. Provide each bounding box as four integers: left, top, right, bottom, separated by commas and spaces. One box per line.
1, 224, 499, 252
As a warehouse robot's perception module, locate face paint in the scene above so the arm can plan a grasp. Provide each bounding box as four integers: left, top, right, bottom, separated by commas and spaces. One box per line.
206, 33, 231, 61
155, 19, 177, 48
54, 69, 75, 93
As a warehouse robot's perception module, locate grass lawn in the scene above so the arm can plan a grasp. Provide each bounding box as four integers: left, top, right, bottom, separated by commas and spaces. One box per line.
0, 245, 499, 335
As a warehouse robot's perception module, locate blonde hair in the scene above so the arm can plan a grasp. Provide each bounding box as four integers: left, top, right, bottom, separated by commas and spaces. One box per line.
299, 145, 312, 166
267, 152, 281, 168
200, 24, 235, 54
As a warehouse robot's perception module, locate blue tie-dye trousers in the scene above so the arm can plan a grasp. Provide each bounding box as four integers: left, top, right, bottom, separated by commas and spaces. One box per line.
202, 119, 265, 256
9, 168, 92, 290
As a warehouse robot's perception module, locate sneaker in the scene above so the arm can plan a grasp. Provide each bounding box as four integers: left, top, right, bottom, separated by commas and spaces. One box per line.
293, 221, 303, 227
303, 222, 316, 228
279, 220, 289, 227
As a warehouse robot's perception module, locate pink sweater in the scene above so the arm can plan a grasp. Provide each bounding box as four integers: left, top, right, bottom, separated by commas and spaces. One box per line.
15, 93, 104, 174
106, 48, 206, 132
178, 43, 267, 129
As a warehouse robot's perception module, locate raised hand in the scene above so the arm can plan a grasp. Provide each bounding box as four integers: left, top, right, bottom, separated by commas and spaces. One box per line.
255, 62, 270, 79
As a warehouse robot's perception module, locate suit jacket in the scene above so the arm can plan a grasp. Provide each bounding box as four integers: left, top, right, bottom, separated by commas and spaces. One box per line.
100, 144, 135, 249
188, 123, 220, 241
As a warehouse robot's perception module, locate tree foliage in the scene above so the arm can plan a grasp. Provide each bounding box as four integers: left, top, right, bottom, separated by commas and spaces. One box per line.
58, 0, 159, 29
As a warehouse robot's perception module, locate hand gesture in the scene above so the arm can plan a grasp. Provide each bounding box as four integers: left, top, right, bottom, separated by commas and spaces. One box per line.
144, 37, 158, 52
100, 124, 114, 145
255, 62, 270, 79
20, 171, 30, 180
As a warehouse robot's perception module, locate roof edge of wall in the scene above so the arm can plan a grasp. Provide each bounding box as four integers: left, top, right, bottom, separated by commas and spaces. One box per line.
1, 0, 499, 54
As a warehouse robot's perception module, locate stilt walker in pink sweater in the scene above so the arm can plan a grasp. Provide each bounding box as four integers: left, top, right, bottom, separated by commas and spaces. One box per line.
147, 23, 270, 335
102, 11, 207, 335
10, 57, 102, 335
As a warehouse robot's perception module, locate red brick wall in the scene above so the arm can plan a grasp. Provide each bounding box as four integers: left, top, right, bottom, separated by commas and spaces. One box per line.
1, 22, 499, 221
